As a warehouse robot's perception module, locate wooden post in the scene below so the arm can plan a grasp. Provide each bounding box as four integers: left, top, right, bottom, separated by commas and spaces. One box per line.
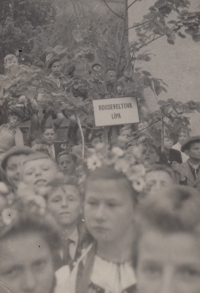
75, 111, 85, 159
161, 117, 165, 153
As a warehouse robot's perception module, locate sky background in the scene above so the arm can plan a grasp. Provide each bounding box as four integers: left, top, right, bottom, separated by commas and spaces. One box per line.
128, 0, 200, 134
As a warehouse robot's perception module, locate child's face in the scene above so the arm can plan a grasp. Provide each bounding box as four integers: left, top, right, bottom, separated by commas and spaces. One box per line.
185, 142, 200, 161
47, 185, 82, 227
143, 146, 159, 165
58, 154, 75, 175
6, 155, 27, 188
164, 138, 173, 150
84, 178, 135, 245
42, 129, 56, 145
145, 170, 173, 194
51, 61, 62, 76
22, 159, 58, 187
136, 231, 200, 293
5, 57, 18, 69
178, 131, 188, 145
0, 232, 54, 293
106, 71, 116, 83
8, 115, 22, 127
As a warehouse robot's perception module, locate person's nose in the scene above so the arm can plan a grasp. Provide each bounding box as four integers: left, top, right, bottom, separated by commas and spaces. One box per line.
61, 198, 68, 207
22, 269, 36, 292
35, 168, 42, 176
95, 203, 106, 221
159, 269, 174, 293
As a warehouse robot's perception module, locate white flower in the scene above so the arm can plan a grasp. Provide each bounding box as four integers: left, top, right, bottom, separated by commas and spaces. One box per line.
114, 159, 129, 173
131, 145, 143, 160
1, 208, 18, 225
0, 182, 9, 195
132, 177, 146, 192
87, 154, 102, 170
111, 147, 124, 157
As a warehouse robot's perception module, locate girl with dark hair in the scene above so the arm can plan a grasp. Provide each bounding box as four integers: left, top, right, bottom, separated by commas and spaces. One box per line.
55, 144, 146, 293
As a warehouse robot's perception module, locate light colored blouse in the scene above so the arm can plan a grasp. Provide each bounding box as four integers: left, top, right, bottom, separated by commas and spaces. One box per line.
55, 244, 137, 293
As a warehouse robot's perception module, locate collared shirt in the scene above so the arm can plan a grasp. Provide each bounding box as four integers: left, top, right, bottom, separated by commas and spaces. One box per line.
60, 227, 79, 261
188, 161, 200, 180
47, 144, 55, 160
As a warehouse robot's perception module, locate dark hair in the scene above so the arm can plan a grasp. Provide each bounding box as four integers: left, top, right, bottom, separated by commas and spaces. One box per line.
146, 164, 174, 180
57, 151, 77, 164
84, 167, 137, 204
0, 214, 61, 253
137, 185, 200, 234
42, 124, 56, 134
47, 57, 61, 69
134, 185, 200, 266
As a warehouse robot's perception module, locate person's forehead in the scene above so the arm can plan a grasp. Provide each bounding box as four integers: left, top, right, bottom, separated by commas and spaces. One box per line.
190, 142, 200, 148
139, 231, 200, 263
52, 61, 61, 66
86, 178, 132, 198
0, 233, 50, 264
51, 185, 78, 197
59, 154, 72, 161
44, 129, 55, 134
24, 158, 56, 168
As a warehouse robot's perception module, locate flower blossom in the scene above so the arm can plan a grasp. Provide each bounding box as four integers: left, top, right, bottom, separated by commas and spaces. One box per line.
2, 208, 18, 225
132, 177, 146, 192
87, 154, 102, 170
111, 147, 124, 157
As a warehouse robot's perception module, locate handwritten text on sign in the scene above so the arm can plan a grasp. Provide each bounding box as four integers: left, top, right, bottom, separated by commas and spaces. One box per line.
93, 97, 139, 127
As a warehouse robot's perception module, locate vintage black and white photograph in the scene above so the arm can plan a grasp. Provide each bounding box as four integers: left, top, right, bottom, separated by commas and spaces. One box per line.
0, 0, 200, 292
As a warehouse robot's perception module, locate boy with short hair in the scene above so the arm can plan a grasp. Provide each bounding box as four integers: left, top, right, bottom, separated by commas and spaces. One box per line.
21, 152, 59, 188
42, 125, 62, 160
47, 178, 85, 270
173, 136, 200, 192
0, 108, 24, 160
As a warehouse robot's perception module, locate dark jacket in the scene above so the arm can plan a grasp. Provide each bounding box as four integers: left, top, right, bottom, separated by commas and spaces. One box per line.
158, 148, 182, 167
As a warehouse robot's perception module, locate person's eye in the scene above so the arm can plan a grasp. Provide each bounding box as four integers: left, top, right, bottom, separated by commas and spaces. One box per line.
88, 201, 98, 206
43, 166, 50, 171
3, 268, 21, 279
8, 166, 16, 171
179, 268, 200, 280
107, 203, 117, 208
69, 197, 75, 201
25, 170, 33, 175
143, 264, 161, 279
52, 197, 60, 203
33, 260, 47, 271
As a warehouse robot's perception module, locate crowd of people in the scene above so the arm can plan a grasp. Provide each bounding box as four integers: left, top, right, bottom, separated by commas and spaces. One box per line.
0, 53, 200, 293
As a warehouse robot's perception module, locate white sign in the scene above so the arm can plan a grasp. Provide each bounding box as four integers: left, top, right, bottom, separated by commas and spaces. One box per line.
93, 97, 139, 127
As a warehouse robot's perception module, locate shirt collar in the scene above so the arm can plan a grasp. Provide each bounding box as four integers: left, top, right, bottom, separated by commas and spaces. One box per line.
68, 227, 79, 245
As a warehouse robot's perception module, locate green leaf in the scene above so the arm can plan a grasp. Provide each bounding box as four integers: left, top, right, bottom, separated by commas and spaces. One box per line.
192, 34, 200, 42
